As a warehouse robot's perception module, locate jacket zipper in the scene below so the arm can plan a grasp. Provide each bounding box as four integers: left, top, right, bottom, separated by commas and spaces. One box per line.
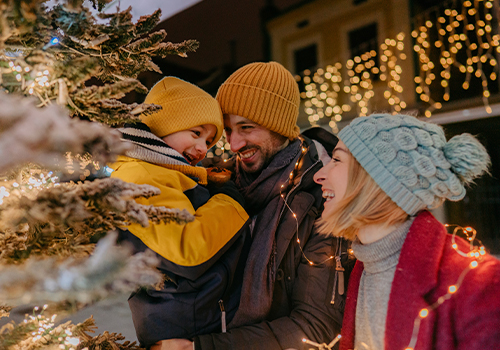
218, 299, 226, 333
331, 237, 345, 304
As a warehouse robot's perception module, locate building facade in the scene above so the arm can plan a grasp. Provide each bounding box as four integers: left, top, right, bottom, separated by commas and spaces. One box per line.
267, 0, 500, 252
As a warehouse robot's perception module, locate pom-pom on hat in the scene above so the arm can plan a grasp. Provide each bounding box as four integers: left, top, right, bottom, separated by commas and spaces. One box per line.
338, 114, 490, 215
141, 77, 223, 149
216, 61, 301, 140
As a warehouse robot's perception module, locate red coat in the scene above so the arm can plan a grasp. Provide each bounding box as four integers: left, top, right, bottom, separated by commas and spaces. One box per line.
340, 211, 500, 350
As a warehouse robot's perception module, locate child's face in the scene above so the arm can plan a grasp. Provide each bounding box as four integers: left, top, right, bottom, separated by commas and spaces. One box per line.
162, 124, 217, 165
313, 141, 351, 219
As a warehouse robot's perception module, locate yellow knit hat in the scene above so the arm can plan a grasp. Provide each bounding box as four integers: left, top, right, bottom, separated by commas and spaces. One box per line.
216, 62, 300, 140
141, 77, 223, 149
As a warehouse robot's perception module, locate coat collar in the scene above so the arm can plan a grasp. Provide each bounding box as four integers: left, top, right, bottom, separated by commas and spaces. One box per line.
340, 211, 447, 350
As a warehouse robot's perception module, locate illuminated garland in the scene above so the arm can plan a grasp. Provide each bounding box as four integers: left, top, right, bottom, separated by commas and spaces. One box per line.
279, 142, 335, 266
404, 224, 486, 350
0, 172, 59, 206
9, 305, 82, 350
298, 33, 406, 132
412, 0, 498, 117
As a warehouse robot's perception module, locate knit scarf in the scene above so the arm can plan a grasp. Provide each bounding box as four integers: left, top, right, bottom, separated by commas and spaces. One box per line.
229, 138, 303, 328
118, 123, 208, 184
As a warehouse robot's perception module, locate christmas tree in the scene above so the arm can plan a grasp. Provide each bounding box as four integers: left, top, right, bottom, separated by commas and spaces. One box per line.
0, 1, 198, 348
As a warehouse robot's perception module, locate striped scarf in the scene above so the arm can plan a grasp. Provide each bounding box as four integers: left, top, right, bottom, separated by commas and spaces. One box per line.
119, 123, 208, 184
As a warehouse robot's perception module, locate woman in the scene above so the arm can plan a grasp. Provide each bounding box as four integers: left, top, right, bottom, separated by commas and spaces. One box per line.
313, 113, 500, 350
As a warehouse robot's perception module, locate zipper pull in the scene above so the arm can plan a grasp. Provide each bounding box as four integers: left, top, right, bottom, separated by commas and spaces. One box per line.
330, 270, 338, 304
219, 300, 226, 333
335, 256, 345, 296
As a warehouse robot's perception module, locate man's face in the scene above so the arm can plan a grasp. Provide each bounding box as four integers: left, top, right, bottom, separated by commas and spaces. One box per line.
223, 114, 287, 174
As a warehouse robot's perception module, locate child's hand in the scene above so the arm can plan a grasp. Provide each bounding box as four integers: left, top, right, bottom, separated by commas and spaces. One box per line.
207, 167, 232, 185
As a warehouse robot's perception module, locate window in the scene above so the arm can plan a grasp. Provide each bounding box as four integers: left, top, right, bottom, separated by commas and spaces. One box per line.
293, 43, 318, 74
348, 22, 378, 59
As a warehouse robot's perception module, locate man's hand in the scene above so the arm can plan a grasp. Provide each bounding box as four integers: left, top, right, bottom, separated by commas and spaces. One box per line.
151, 339, 193, 350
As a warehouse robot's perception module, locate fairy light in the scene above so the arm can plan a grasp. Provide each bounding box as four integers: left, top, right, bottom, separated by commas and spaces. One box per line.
17, 306, 82, 350
413, 0, 498, 117
405, 224, 486, 350
278, 140, 334, 267
0, 172, 59, 206
299, 33, 407, 130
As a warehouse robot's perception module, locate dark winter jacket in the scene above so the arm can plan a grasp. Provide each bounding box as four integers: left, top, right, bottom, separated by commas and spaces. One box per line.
194, 136, 354, 350
110, 156, 250, 348
340, 211, 500, 350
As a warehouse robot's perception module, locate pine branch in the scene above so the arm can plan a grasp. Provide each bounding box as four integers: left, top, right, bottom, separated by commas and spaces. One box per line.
0, 305, 12, 319
0, 177, 194, 263
0, 93, 129, 173
0, 232, 162, 306
1, 2, 198, 125
1, 312, 143, 350
73, 78, 147, 102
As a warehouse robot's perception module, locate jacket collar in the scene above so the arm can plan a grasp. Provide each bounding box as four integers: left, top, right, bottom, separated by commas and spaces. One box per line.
341, 211, 447, 350
385, 210, 446, 349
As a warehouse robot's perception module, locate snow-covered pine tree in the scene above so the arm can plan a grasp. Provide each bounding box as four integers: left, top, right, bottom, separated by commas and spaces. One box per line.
0, 1, 198, 348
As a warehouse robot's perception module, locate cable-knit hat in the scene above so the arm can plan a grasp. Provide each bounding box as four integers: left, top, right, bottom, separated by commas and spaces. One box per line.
338, 114, 490, 215
216, 61, 300, 140
142, 77, 223, 149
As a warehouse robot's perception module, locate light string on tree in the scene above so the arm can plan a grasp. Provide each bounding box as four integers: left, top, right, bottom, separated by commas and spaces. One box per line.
0, 172, 59, 206
13, 305, 82, 350
412, 0, 498, 117
297, 32, 407, 133
404, 224, 486, 350
0, 37, 60, 104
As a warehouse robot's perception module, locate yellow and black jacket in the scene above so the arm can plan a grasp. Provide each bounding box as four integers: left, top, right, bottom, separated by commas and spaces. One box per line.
110, 124, 250, 347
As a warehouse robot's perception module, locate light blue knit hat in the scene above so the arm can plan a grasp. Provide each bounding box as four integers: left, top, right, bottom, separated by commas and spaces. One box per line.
338, 114, 490, 215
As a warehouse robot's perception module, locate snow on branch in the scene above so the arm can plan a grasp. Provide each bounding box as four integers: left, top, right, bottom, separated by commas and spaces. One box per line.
0, 93, 129, 174
0, 177, 194, 263
0, 232, 162, 306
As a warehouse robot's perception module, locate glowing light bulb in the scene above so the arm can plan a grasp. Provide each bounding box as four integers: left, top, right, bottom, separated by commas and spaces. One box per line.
448, 285, 457, 293
419, 309, 429, 318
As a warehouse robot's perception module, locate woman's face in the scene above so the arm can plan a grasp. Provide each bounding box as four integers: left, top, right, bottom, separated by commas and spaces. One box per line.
313, 141, 351, 218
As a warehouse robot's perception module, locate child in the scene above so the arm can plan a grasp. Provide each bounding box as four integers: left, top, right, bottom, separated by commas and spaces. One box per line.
109, 77, 250, 348
313, 113, 500, 350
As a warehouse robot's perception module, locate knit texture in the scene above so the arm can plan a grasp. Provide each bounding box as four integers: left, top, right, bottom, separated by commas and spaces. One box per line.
351, 219, 413, 350
119, 123, 208, 185
216, 62, 300, 140
338, 114, 490, 215
142, 77, 223, 148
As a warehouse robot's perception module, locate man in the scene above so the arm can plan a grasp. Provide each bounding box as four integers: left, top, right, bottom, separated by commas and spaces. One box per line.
154, 62, 352, 350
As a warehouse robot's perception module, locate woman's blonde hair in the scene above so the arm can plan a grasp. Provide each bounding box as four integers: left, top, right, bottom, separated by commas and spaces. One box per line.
317, 150, 409, 240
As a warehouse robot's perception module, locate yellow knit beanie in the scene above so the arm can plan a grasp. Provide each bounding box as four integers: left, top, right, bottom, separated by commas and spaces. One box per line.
216, 62, 300, 140
141, 77, 223, 149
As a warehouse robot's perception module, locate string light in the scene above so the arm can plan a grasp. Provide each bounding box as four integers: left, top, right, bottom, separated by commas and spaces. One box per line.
13, 305, 82, 350
298, 32, 406, 132
279, 139, 333, 267
43, 36, 60, 50
405, 224, 485, 350
0, 171, 59, 206
413, 0, 498, 117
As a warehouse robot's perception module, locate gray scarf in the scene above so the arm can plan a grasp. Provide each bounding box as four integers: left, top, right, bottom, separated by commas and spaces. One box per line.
229, 139, 302, 327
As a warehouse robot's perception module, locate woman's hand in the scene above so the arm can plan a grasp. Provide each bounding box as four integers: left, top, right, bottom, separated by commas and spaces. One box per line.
151, 339, 193, 350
